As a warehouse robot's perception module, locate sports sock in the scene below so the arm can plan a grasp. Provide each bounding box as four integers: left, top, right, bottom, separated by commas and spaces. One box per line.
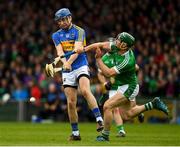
92, 107, 103, 122
144, 102, 153, 110
117, 125, 124, 132
102, 130, 110, 138
71, 123, 79, 136
72, 130, 79, 136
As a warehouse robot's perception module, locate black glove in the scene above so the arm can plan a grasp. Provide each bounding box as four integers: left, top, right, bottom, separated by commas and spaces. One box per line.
104, 81, 112, 90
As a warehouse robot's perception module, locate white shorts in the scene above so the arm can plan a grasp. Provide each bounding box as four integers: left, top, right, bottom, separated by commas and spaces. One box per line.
109, 84, 139, 101
62, 65, 90, 87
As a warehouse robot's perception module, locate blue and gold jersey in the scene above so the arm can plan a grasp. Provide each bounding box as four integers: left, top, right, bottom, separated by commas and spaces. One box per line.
52, 24, 88, 70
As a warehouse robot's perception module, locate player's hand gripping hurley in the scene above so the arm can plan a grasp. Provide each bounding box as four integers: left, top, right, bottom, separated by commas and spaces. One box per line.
45, 51, 76, 77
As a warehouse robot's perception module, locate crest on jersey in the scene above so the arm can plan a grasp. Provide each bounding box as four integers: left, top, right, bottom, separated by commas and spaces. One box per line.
66, 34, 70, 38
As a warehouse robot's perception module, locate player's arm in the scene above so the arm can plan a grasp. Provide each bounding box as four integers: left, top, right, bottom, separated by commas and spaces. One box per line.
96, 48, 132, 77
98, 61, 139, 81
45, 33, 66, 77
97, 59, 136, 78
55, 44, 67, 64
74, 41, 110, 54
84, 42, 110, 52
51, 33, 66, 65
97, 70, 107, 84
65, 28, 85, 68
95, 48, 117, 77
96, 59, 117, 77
98, 70, 112, 92
66, 41, 82, 65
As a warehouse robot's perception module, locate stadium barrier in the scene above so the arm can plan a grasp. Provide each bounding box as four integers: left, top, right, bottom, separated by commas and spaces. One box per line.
0, 98, 180, 124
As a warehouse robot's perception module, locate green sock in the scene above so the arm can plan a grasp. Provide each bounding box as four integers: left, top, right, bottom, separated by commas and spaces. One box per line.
102, 130, 110, 138
117, 125, 124, 132
144, 102, 153, 110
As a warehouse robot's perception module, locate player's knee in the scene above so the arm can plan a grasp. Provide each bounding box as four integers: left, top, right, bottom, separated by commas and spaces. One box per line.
68, 100, 76, 110
103, 102, 112, 112
120, 111, 130, 121
81, 88, 90, 98
124, 110, 133, 120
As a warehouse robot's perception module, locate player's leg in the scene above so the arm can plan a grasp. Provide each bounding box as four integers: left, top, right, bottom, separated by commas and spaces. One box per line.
96, 92, 128, 141
120, 103, 146, 121
62, 71, 81, 141
117, 84, 146, 121
109, 91, 126, 137
78, 75, 104, 131
121, 97, 169, 121
64, 87, 81, 141
97, 84, 140, 141
113, 108, 126, 137
118, 99, 144, 123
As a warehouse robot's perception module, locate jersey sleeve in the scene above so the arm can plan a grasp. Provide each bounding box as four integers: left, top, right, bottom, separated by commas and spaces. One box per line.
75, 28, 85, 42
52, 33, 61, 46
113, 53, 130, 74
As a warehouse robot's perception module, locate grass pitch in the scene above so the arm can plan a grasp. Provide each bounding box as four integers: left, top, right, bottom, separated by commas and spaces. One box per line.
0, 122, 179, 146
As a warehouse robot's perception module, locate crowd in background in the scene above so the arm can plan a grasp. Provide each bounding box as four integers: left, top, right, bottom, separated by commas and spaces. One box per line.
0, 0, 179, 120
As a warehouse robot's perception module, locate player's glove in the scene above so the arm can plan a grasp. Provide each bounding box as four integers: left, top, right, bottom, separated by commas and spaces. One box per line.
45, 63, 55, 77
104, 81, 112, 90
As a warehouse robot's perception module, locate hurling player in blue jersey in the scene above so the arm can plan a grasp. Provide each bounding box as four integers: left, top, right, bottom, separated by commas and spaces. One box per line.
51, 8, 103, 141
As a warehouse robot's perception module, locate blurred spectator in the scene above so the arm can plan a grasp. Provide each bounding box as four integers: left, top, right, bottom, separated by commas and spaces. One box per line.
28, 80, 42, 106
32, 82, 61, 122
0, 79, 9, 97
12, 78, 29, 101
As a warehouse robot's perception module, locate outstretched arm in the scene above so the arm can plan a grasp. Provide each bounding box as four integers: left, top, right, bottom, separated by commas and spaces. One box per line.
84, 42, 109, 52
74, 41, 110, 53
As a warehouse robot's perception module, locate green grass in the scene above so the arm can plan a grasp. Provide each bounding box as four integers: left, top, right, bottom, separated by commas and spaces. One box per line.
0, 122, 179, 146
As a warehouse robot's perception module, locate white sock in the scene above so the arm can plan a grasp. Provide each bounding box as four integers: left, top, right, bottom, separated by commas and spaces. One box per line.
96, 116, 103, 122
72, 130, 80, 136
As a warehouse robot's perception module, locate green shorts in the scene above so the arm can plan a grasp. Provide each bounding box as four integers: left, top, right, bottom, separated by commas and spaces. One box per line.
109, 84, 139, 101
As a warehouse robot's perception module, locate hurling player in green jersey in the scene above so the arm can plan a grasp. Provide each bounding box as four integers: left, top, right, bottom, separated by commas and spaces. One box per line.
75, 32, 169, 141
96, 37, 144, 137
97, 63, 144, 137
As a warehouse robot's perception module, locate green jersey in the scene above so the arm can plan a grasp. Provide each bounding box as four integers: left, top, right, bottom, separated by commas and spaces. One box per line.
101, 48, 138, 90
